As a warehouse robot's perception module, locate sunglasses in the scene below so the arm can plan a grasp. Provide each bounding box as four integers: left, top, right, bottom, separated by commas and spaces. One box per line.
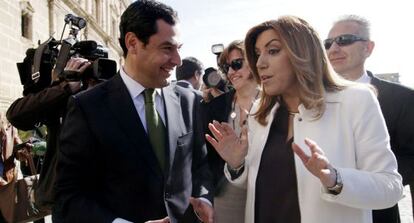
324, 34, 367, 50
222, 58, 243, 74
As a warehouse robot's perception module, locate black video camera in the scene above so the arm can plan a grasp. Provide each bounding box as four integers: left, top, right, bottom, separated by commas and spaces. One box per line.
16, 14, 116, 94
202, 43, 229, 92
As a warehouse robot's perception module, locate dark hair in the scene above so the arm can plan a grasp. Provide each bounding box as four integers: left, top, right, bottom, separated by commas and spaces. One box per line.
175, 57, 203, 80
119, 0, 178, 57
204, 67, 217, 76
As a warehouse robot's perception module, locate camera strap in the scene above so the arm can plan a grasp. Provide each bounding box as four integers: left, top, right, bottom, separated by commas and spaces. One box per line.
32, 38, 54, 83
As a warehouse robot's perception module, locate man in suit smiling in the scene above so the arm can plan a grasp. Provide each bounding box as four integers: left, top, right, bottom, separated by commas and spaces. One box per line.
55, 1, 213, 222
326, 14, 414, 223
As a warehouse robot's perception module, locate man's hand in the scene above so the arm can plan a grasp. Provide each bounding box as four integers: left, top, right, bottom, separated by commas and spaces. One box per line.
144, 217, 170, 223
62, 58, 91, 93
189, 197, 213, 223
201, 85, 223, 102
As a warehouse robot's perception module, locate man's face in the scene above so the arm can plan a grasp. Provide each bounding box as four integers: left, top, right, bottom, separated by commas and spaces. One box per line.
193, 70, 202, 90
129, 19, 182, 88
326, 21, 373, 80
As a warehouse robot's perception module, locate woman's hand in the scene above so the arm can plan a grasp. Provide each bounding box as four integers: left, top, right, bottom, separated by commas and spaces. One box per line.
292, 138, 336, 188
205, 120, 247, 169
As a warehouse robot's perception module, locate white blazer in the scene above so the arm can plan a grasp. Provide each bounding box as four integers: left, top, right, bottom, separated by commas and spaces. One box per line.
224, 85, 403, 223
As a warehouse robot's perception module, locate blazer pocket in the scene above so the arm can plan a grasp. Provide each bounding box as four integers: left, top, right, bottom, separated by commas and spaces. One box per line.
177, 131, 193, 149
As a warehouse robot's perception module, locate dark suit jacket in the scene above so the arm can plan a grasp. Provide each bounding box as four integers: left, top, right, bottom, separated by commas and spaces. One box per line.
369, 71, 414, 223
368, 71, 414, 185
56, 75, 212, 223
200, 89, 235, 191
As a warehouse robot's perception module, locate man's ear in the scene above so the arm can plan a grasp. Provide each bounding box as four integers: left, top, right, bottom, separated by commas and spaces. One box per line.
193, 70, 201, 80
365, 40, 375, 57
124, 32, 141, 55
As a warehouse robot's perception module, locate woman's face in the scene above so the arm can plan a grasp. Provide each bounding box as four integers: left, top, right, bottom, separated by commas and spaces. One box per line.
225, 49, 253, 90
254, 29, 297, 97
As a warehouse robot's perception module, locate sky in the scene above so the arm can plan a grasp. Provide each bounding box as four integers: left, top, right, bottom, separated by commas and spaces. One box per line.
159, 0, 414, 88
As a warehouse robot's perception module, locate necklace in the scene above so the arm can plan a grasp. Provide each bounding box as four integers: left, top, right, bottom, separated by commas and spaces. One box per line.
288, 111, 299, 116
230, 90, 260, 128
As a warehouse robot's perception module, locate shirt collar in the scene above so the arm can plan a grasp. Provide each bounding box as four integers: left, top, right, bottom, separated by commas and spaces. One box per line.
355, 70, 371, 84
178, 80, 194, 89
120, 67, 162, 98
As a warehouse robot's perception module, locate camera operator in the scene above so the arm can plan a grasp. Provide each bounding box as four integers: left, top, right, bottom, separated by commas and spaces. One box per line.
6, 57, 92, 222
201, 67, 225, 102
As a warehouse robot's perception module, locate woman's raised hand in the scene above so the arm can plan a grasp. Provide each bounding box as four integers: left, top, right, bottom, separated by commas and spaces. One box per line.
205, 120, 248, 169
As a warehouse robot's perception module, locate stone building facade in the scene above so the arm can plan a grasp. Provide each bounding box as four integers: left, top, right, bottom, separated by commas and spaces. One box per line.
0, 0, 131, 113
375, 73, 400, 83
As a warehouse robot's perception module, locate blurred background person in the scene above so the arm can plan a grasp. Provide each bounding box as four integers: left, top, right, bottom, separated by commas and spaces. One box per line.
201, 40, 260, 223
175, 56, 203, 91
326, 14, 414, 223
201, 67, 228, 103
206, 16, 403, 223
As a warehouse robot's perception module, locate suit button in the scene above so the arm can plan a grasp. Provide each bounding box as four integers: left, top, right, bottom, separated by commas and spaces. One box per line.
298, 117, 303, 122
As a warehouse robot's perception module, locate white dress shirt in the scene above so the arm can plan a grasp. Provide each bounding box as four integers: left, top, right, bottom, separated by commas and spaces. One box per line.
355, 70, 371, 84
119, 67, 166, 132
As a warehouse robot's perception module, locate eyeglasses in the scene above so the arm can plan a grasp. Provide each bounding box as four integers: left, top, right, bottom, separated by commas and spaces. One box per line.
222, 58, 243, 74
324, 34, 367, 50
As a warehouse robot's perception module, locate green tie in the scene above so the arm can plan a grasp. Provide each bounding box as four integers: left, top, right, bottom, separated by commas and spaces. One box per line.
144, 88, 166, 170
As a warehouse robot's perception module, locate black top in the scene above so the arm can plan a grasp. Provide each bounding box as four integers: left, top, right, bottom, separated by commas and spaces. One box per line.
255, 105, 300, 223
200, 89, 236, 190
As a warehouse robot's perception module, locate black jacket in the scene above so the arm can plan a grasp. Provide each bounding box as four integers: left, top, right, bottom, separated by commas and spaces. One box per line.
56, 75, 213, 223
368, 71, 414, 185
201, 89, 235, 190
6, 81, 74, 208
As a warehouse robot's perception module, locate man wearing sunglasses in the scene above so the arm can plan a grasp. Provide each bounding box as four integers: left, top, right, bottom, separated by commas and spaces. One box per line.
326, 14, 414, 223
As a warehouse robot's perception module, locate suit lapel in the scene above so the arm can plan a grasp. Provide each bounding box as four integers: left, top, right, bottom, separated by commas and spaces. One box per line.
107, 75, 163, 176
162, 86, 186, 175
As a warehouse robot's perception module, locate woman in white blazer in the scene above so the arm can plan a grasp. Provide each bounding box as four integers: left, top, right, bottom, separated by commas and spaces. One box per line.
205, 16, 403, 223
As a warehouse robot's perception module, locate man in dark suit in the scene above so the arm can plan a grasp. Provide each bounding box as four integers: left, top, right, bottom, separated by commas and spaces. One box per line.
55, 1, 213, 223
326, 14, 414, 223
175, 57, 203, 91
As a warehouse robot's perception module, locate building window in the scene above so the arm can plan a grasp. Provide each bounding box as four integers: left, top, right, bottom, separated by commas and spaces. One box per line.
21, 13, 32, 39
95, 0, 101, 25
19, 1, 34, 40
111, 17, 117, 40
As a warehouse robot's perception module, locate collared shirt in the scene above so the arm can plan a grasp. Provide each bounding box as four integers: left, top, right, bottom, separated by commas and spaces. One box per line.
177, 79, 194, 89
355, 70, 371, 84
119, 67, 166, 132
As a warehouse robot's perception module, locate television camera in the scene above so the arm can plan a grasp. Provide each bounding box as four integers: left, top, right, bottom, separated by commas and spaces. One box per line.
16, 14, 117, 94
